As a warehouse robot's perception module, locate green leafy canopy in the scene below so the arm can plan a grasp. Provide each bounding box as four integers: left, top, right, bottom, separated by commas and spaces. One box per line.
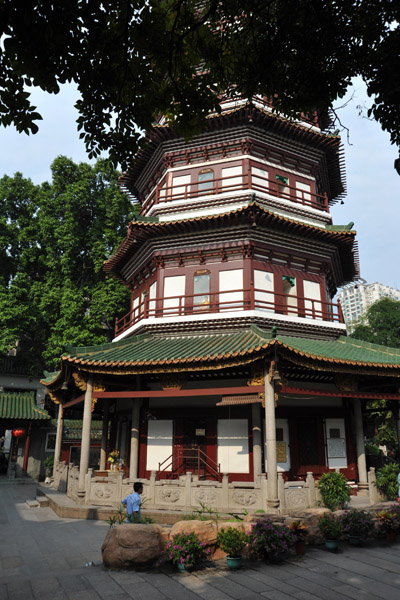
1, 1, 400, 169
0, 157, 134, 372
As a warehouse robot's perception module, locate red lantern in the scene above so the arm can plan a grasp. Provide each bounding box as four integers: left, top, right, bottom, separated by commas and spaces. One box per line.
12, 428, 26, 438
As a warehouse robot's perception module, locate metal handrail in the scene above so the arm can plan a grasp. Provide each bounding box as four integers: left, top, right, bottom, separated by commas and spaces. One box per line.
157, 447, 222, 481
115, 287, 343, 336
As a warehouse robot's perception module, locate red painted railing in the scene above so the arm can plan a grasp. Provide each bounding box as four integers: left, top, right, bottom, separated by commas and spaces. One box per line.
115, 287, 343, 336
157, 447, 222, 481
142, 170, 328, 214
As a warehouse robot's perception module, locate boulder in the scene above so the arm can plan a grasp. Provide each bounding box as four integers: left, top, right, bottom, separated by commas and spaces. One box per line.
102, 524, 163, 569
169, 519, 218, 546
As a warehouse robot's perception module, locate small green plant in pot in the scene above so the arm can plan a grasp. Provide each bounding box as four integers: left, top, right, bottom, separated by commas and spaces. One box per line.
217, 527, 248, 570
318, 471, 351, 510
340, 509, 374, 545
318, 513, 343, 551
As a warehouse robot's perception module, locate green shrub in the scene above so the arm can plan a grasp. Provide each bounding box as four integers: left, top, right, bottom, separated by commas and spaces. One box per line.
318, 513, 343, 540
43, 456, 54, 470
374, 463, 400, 501
217, 527, 248, 557
340, 509, 374, 539
318, 472, 351, 510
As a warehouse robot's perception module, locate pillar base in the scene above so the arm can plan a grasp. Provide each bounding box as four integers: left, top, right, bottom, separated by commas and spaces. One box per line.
267, 498, 280, 510
357, 482, 369, 496
76, 489, 86, 504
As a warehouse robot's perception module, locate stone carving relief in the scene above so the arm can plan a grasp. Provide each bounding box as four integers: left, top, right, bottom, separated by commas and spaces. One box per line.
232, 491, 257, 506
285, 490, 307, 509
194, 490, 217, 504
94, 485, 113, 499
160, 488, 181, 503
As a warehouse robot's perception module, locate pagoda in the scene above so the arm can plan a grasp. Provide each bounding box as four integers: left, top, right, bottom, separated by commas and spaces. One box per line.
42, 97, 400, 511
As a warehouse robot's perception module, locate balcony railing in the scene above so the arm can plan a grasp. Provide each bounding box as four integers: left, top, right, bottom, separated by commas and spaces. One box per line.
115, 288, 344, 337
142, 171, 329, 214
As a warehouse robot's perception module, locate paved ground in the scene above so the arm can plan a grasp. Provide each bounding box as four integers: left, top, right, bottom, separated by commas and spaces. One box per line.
1, 482, 400, 600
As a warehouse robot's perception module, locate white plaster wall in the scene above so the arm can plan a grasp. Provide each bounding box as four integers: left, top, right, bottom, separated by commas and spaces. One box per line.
251, 165, 269, 190
303, 279, 322, 320
172, 174, 191, 199
325, 418, 348, 469
296, 181, 312, 202
146, 420, 173, 472
219, 269, 243, 309
254, 269, 274, 312
221, 165, 242, 190
163, 275, 186, 313
217, 419, 249, 473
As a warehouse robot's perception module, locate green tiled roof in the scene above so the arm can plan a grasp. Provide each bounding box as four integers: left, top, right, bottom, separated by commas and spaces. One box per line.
50, 419, 103, 441
42, 370, 60, 385
41, 327, 400, 386
0, 391, 50, 420
277, 335, 400, 367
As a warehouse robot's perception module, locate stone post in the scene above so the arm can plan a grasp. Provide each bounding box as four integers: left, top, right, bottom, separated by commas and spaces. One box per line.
252, 403, 263, 479
129, 400, 141, 479
78, 375, 94, 498
264, 362, 279, 508
306, 471, 316, 507
100, 399, 110, 470
54, 402, 64, 466
277, 472, 285, 512
354, 398, 368, 494
221, 472, 229, 508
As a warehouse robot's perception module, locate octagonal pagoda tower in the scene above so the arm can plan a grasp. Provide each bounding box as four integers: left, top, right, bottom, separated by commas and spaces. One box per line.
107, 98, 358, 342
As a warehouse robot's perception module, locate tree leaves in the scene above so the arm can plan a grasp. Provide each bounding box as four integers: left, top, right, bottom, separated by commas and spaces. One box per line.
0, 157, 132, 372
1, 1, 399, 168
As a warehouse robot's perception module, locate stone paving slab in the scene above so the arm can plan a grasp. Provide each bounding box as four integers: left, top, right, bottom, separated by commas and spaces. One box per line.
1, 482, 400, 600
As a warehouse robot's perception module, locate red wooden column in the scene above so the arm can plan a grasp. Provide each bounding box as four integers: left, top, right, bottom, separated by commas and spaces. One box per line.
22, 422, 32, 472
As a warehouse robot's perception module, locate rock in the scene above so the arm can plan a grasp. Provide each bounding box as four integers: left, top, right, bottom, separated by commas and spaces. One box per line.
102, 524, 163, 569
301, 508, 332, 544
217, 521, 245, 533
169, 519, 218, 546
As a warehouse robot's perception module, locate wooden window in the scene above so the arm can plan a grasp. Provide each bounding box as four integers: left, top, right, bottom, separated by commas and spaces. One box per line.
193, 271, 210, 307
276, 174, 289, 197
198, 168, 214, 193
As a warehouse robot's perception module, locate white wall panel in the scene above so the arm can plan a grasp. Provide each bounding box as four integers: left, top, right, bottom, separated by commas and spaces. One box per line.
254, 269, 274, 312
217, 419, 249, 473
146, 420, 173, 471
303, 279, 322, 320
325, 418, 347, 469
222, 166, 242, 190
163, 275, 186, 313
219, 269, 243, 309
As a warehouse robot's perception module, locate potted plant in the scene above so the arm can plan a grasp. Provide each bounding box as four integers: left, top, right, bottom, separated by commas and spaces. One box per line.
289, 520, 309, 555
376, 509, 398, 543
318, 472, 351, 511
160, 532, 211, 571
318, 513, 343, 551
43, 456, 54, 478
217, 527, 248, 570
247, 518, 296, 563
340, 509, 374, 545
374, 464, 400, 501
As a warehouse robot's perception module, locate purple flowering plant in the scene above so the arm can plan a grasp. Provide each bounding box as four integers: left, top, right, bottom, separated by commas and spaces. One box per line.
247, 518, 296, 559
160, 532, 211, 569
340, 509, 374, 539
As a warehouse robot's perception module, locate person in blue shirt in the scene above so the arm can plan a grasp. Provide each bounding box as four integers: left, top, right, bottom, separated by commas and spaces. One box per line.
122, 481, 143, 523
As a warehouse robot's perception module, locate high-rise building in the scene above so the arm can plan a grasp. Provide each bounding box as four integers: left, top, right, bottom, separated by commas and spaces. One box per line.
338, 280, 400, 324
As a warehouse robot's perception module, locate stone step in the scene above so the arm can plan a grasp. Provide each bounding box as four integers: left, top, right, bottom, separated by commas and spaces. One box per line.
36, 496, 49, 507
26, 499, 39, 508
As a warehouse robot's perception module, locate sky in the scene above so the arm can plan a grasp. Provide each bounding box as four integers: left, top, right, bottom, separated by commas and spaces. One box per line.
0, 79, 399, 292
